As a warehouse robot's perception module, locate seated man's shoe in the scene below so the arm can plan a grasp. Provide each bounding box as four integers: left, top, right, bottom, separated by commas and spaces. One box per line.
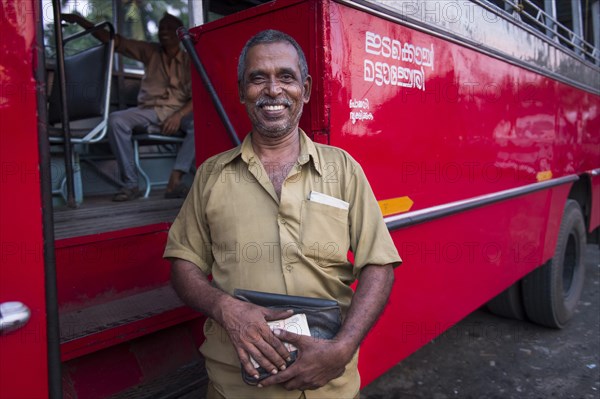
164, 183, 189, 199
112, 187, 142, 202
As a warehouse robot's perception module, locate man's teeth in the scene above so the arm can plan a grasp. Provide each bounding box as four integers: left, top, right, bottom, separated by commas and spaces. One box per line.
263, 105, 285, 111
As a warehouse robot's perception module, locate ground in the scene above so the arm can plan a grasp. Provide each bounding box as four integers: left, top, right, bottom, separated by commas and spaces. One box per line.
361, 245, 600, 399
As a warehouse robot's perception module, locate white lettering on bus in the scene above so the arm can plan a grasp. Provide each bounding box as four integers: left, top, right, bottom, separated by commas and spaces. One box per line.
349, 98, 373, 124
364, 31, 434, 91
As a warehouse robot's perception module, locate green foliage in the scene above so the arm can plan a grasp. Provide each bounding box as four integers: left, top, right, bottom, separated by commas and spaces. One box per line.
43, 0, 189, 63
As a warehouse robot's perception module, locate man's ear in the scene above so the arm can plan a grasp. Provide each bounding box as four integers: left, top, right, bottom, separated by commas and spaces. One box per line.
303, 75, 312, 103
238, 82, 245, 104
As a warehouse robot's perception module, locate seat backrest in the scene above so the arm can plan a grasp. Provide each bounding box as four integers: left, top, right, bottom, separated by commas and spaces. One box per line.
48, 43, 111, 124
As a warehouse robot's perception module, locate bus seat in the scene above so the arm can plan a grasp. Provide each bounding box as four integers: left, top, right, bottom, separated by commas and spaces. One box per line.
48, 22, 114, 204
132, 125, 185, 198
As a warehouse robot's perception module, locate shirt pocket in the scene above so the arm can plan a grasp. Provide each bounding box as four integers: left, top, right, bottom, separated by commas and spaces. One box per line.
300, 199, 350, 267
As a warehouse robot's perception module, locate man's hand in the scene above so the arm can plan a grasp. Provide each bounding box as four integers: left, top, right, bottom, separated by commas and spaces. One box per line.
170, 259, 293, 380
218, 296, 294, 379
61, 13, 82, 24
161, 112, 182, 135
258, 328, 352, 390
61, 14, 94, 29
60, 13, 112, 43
260, 264, 395, 391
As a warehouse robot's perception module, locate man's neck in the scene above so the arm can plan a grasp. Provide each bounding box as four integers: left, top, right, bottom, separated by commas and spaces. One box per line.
251, 128, 301, 199
251, 128, 301, 163
163, 45, 180, 60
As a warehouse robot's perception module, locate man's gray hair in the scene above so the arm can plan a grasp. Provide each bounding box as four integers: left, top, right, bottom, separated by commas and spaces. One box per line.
237, 29, 309, 84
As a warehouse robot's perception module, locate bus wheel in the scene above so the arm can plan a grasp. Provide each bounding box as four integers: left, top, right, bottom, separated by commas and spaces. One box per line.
522, 200, 586, 328
486, 281, 525, 320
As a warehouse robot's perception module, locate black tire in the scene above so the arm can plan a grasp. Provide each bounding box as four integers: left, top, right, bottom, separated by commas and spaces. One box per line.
486, 281, 526, 320
522, 200, 587, 328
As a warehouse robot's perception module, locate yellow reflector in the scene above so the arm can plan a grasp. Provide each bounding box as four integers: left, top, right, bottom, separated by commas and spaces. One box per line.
378, 196, 414, 217
536, 170, 553, 182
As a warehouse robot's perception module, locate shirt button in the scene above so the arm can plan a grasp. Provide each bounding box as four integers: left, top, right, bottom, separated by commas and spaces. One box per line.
279, 217, 287, 225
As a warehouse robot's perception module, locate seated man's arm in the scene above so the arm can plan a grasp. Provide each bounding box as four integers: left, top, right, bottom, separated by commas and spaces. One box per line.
170, 258, 295, 378
61, 14, 120, 46
259, 263, 395, 390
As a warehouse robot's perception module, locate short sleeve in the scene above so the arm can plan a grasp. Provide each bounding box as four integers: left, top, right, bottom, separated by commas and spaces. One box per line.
163, 165, 214, 274
346, 160, 402, 276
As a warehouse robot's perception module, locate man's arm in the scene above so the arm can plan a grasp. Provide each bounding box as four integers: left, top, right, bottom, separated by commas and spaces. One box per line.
170, 258, 296, 378
161, 100, 193, 135
259, 263, 395, 390
61, 14, 120, 47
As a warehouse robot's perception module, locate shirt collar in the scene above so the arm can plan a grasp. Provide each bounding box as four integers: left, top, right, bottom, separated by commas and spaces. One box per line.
174, 46, 186, 64
222, 129, 322, 176
161, 46, 186, 64
297, 129, 322, 176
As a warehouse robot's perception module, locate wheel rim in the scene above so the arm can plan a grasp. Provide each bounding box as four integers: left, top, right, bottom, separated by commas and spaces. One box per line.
562, 232, 578, 297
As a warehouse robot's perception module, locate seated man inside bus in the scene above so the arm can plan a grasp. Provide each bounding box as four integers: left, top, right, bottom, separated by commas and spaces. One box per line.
62, 12, 194, 201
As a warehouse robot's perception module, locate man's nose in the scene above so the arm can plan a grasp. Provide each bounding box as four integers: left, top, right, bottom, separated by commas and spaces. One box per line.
264, 79, 283, 96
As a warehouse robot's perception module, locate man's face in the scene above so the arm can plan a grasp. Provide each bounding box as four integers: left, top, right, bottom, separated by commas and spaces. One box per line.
239, 42, 312, 139
158, 18, 180, 49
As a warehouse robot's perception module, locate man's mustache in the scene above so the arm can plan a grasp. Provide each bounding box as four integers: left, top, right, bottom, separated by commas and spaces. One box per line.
255, 97, 292, 107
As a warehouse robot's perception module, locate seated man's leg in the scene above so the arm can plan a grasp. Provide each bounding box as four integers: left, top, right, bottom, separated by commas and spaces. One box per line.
108, 107, 158, 200
165, 114, 195, 198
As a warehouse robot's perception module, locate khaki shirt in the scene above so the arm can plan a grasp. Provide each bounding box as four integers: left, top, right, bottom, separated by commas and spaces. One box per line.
165, 131, 401, 399
116, 36, 191, 122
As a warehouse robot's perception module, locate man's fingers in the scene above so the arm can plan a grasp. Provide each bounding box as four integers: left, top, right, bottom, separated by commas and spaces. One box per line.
236, 348, 261, 380
234, 323, 289, 374
162, 123, 176, 135
253, 333, 288, 372
239, 341, 282, 378
259, 367, 294, 387
273, 328, 303, 345
161, 117, 181, 135
263, 308, 294, 322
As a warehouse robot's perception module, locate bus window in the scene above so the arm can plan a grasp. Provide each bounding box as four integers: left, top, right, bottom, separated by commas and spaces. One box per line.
42, 1, 190, 73
203, 0, 273, 22
116, 1, 190, 73
42, 0, 114, 59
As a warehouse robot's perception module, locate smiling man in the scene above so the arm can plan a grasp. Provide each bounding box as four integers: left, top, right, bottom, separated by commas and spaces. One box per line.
165, 30, 401, 399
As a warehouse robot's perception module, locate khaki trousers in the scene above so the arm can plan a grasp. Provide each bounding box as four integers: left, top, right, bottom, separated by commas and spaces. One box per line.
206, 381, 360, 399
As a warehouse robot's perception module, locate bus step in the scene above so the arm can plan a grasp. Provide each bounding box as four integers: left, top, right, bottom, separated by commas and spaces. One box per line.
59, 284, 200, 361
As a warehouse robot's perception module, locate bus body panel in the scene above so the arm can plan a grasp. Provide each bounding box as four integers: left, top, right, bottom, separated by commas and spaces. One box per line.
192, 0, 321, 163
0, 2, 49, 398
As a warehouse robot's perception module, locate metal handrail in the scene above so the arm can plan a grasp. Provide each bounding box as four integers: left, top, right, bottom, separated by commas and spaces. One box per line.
487, 0, 599, 64
51, 18, 115, 206
54, 21, 115, 144
177, 26, 241, 146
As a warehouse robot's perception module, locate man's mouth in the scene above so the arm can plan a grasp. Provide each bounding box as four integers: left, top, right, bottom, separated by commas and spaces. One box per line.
256, 98, 292, 112
262, 104, 286, 111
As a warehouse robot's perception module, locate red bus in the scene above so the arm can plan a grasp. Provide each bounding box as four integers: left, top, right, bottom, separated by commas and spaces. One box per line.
1, 0, 598, 397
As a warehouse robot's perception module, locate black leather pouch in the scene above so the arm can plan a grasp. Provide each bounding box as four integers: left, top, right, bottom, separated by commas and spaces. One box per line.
233, 289, 342, 385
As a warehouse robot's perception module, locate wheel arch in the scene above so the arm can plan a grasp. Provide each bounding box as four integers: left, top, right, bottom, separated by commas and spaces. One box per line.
568, 174, 590, 225
569, 173, 598, 244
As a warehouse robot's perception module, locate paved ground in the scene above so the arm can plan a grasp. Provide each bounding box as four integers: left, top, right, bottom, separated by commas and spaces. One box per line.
361, 245, 600, 399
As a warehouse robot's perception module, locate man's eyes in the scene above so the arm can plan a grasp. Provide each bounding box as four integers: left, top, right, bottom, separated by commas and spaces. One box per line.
250, 76, 267, 84
249, 74, 296, 84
